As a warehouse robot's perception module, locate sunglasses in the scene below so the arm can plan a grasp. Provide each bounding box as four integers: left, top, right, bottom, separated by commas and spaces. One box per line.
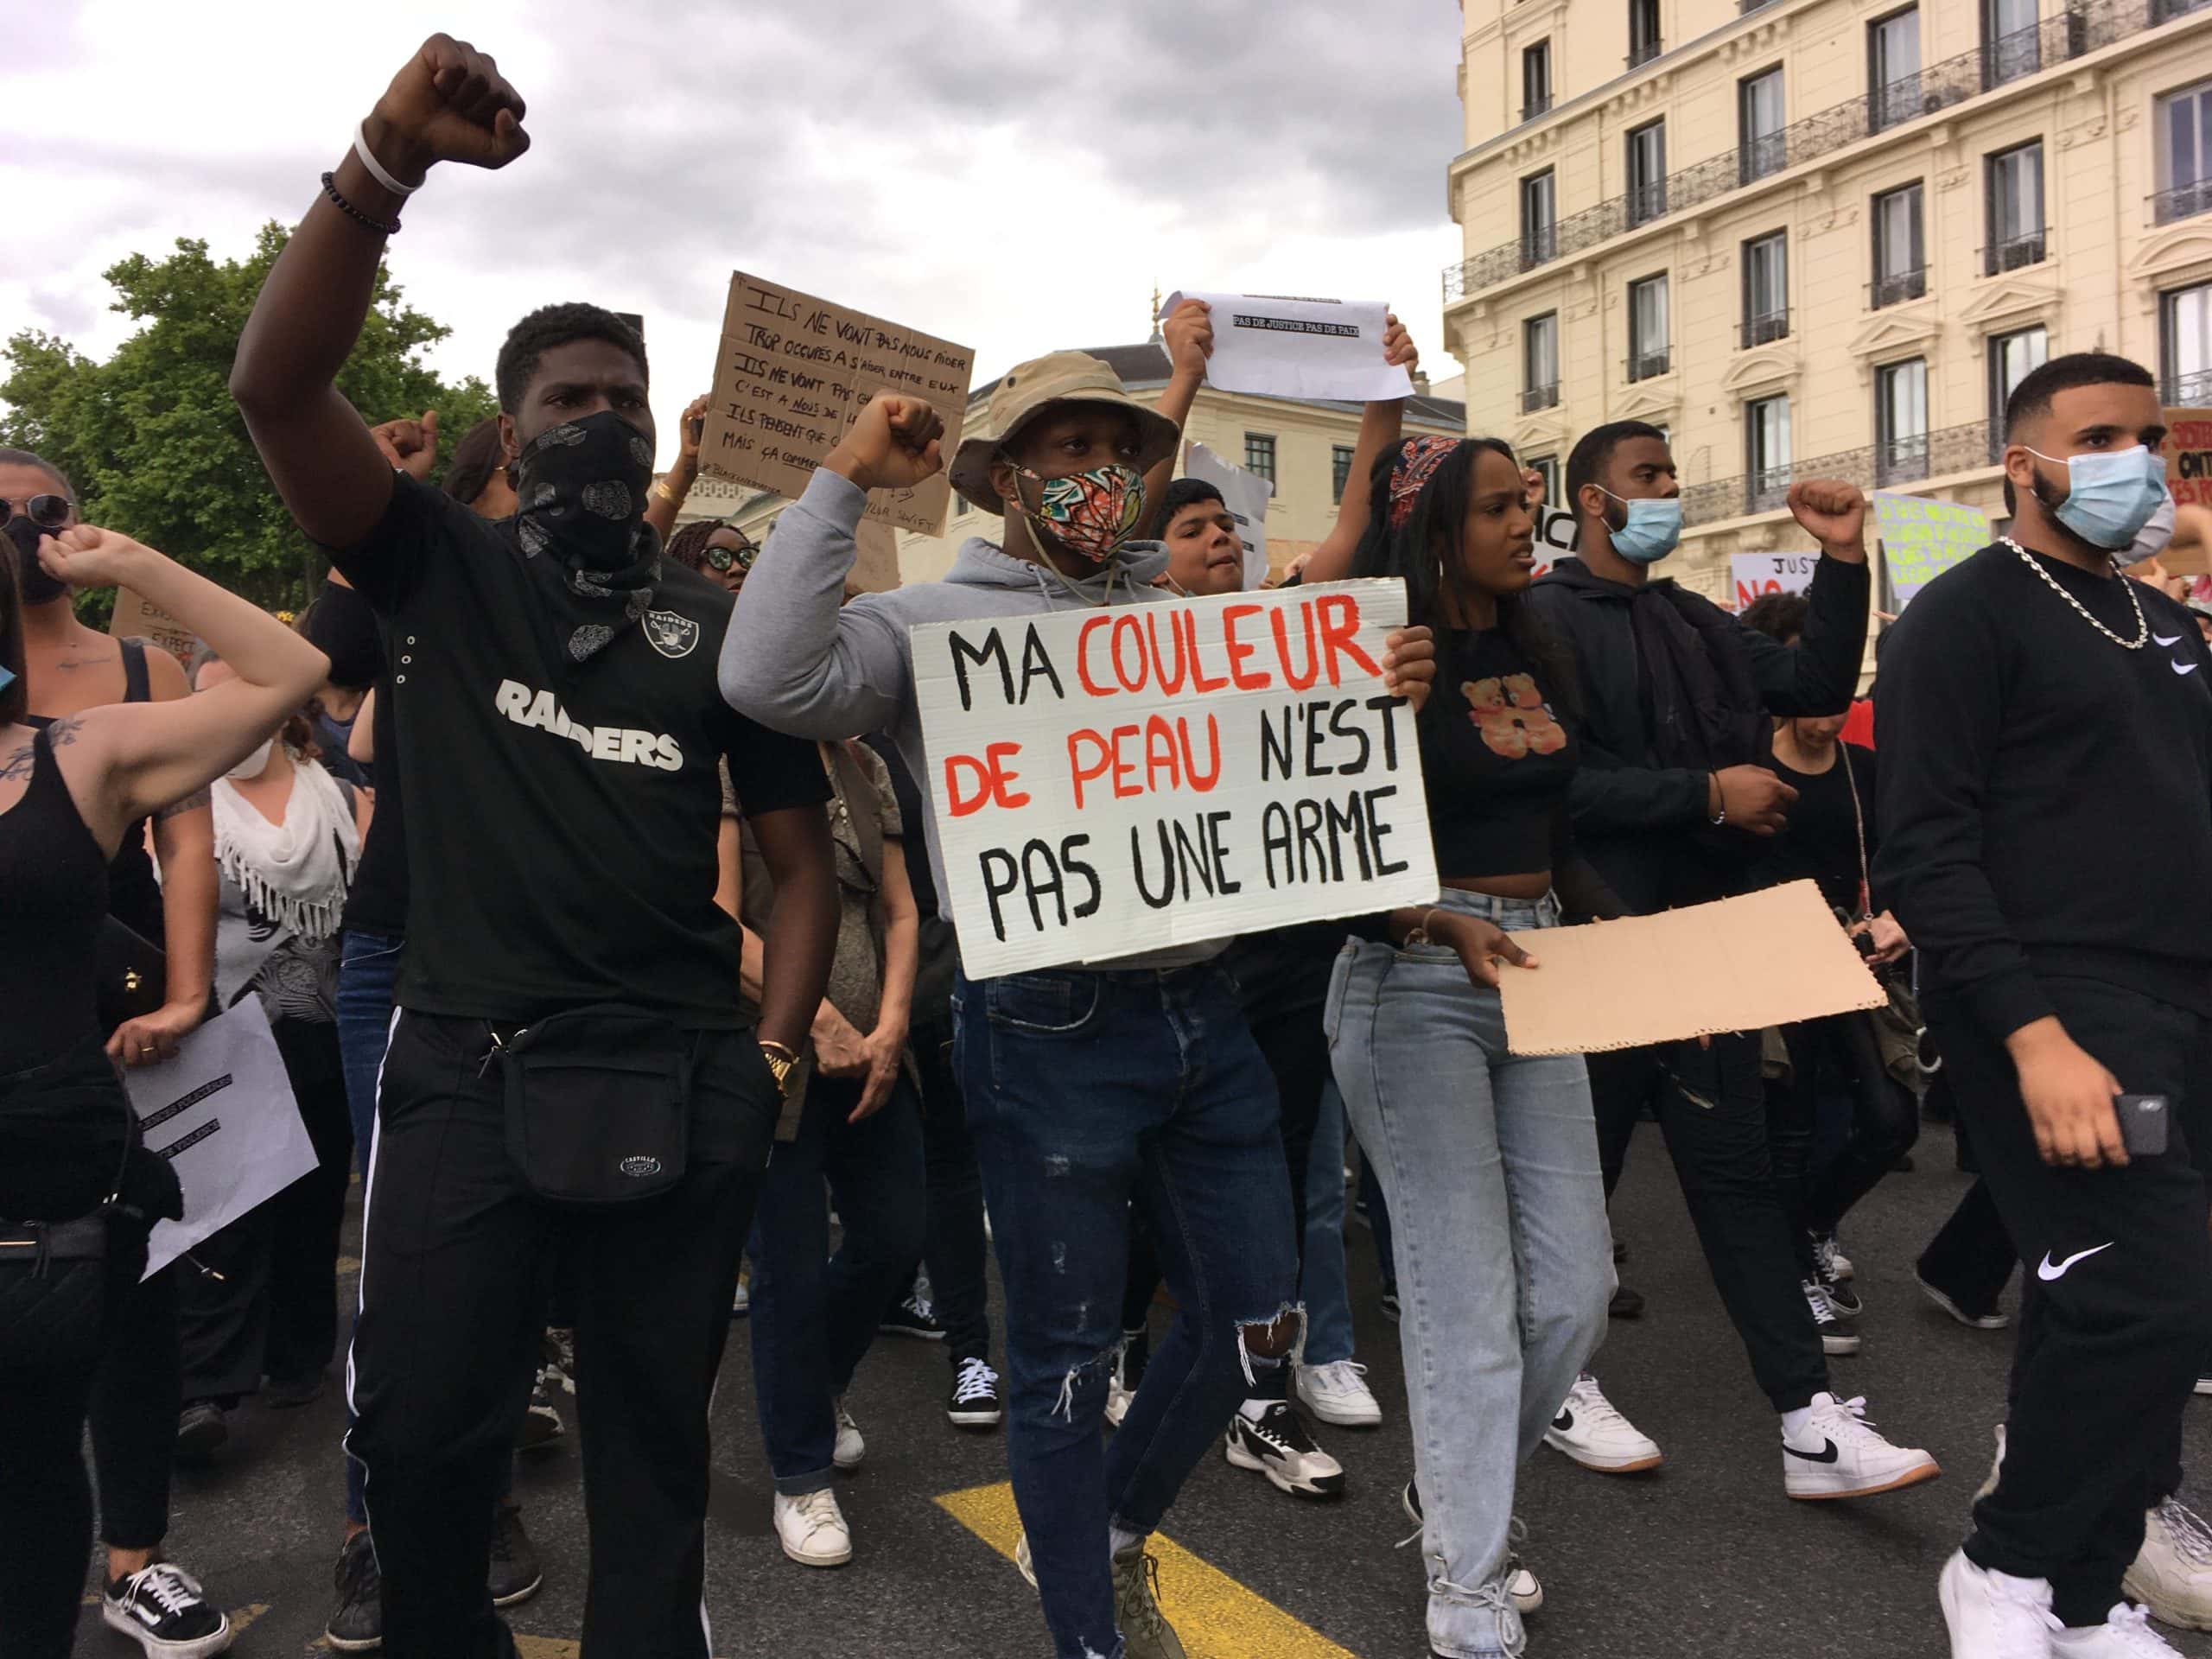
703, 534, 758, 575
2, 494, 71, 530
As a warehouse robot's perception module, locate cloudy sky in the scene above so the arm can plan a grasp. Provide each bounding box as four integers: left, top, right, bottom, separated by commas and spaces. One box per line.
4, 0, 1468, 461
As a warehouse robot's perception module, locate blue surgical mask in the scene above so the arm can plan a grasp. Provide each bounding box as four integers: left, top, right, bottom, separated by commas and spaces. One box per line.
1601, 491, 1682, 564
2029, 445, 2170, 551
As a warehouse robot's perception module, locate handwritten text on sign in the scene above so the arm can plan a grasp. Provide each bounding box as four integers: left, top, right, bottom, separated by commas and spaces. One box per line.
1872, 493, 1992, 610
911, 581, 1439, 976
700, 273, 976, 538
1730, 552, 1818, 612
2165, 408, 2212, 509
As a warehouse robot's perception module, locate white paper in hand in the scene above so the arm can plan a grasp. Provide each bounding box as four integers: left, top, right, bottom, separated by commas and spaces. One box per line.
123, 1000, 316, 1279
1162, 291, 1414, 404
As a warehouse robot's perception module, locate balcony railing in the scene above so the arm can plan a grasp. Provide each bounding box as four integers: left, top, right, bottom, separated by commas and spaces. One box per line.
1626, 180, 1669, 226
1740, 309, 1791, 348
1628, 37, 1663, 67
1628, 347, 1672, 381
2167, 368, 2212, 404
1522, 382, 1561, 412
1681, 420, 2004, 525
1523, 97, 1552, 123
1983, 231, 2049, 274
1870, 267, 1929, 308
1445, 0, 2210, 304
2153, 179, 2212, 224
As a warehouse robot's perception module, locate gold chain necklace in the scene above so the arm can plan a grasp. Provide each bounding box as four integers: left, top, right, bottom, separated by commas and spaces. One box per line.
2003, 537, 2147, 650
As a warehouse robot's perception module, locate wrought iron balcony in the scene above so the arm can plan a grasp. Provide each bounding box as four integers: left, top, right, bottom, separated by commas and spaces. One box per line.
1522, 382, 1561, 413
1877, 435, 1934, 487
1739, 309, 1790, 349
1982, 231, 2049, 275
1680, 421, 2005, 526
2153, 179, 2212, 225
1444, 0, 2203, 306
2167, 368, 2212, 404
1628, 347, 1672, 382
1870, 267, 1929, 308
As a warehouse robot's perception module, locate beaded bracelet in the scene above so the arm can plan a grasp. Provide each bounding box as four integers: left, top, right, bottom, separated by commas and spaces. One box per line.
320, 171, 401, 237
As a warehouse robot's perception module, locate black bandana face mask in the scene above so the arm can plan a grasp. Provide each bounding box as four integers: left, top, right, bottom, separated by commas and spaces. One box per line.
5, 516, 70, 607
510, 410, 664, 662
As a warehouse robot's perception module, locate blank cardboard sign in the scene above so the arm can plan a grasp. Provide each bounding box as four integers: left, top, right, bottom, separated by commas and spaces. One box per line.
1499, 880, 1887, 1057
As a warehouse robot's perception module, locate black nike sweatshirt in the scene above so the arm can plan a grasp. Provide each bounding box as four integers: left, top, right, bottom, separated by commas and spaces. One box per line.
1874, 541, 2212, 1039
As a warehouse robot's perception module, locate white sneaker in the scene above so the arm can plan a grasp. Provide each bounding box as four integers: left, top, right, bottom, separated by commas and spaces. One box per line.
1400, 1483, 1542, 1616
2050, 1602, 2184, 1656
774, 1490, 853, 1568
2126, 1497, 2212, 1631
1297, 1359, 1382, 1427
832, 1397, 865, 1471
1544, 1373, 1662, 1473
1783, 1392, 1941, 1499
1939, 1548, 2058, 1658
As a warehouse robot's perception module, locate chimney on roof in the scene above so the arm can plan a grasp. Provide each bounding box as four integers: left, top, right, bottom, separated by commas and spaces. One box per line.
1414, 369, 1431, 394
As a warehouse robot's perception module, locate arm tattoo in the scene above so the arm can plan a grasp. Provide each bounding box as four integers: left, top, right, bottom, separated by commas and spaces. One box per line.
43, 714, 83, 748
0, 715, 83, 782
0, 741, 32, 783
156, 786, 212, 821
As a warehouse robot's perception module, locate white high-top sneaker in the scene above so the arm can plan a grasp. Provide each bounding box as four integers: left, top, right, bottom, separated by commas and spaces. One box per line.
1781, 1392, 1940, 1498
1939, 1549, 2058, 1658
2049, 1601, 2185, 1656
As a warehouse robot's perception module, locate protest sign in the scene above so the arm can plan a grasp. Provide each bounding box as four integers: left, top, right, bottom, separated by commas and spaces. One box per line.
851, 518, 903, 594
2166, 408, 2212, 510
1183, 442, 1274, 589
699, 272, 976, 538
1160, 291, 1414, 404
123, 1001, 315, 1279
1872, 493, 1992, 609
108, 586, 200, 670
1499, 880, 1886, 1057
1730, 551, 1819, 612
911, 580, 1438, 977
1529, 502, 1576, 582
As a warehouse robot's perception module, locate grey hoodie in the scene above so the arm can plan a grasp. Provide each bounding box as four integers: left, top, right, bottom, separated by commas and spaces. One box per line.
718, 469, 1224, 972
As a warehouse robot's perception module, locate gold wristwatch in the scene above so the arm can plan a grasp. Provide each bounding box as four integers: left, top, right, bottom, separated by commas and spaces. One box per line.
760, 1039, 804, 1098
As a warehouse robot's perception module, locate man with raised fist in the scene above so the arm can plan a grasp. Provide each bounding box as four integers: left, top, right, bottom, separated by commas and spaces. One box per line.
230, 35, 839, 1658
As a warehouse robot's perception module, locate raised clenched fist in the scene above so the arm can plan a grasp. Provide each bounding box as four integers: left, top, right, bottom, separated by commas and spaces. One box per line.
1787, 479, 1869, 556
363, 34, 530, 185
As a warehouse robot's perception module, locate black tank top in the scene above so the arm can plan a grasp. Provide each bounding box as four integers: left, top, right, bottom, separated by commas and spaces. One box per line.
0, 727, 110, 1074
27, 638, 164, 943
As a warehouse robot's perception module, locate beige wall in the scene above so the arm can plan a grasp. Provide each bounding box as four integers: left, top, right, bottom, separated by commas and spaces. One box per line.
1447, 0, 2212, 601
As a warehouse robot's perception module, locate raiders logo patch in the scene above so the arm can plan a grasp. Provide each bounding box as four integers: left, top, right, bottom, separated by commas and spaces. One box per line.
644, 609, 701, 660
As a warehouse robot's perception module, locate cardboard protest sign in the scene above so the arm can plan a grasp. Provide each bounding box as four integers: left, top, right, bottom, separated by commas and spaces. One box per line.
850, 518, 902, 594
699, 273, 976, 538
108, 587, 200, 670
1872, 493, 1992, 609
2163, 409, 2212, 575
1498, 880, 1886, 1057
1730, 552, 1819, 612
1529, 502, 1576, 582
912, 580, 1438, 977
1160, 291, 1414, 404
1183, 442, 1274, 590
123, 1001, 316, 1279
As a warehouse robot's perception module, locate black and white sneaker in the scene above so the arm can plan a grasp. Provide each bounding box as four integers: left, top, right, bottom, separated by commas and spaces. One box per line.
103, 1561, 232, 1658
516, 1374, 565, 1452
1811, 1237, 1863, 1317
880, 1292, 947, 1340
948, 1356, 1004, 1428
486, 1500, 543, 1608
1804, 1278, 1862, 1357
175, 1401, 227, 1464
1809, 1230, 1854, 1283
1224, 1401, 1344, 1499
1380, 1288, 1402, 1323
325, 1530, 381, 1652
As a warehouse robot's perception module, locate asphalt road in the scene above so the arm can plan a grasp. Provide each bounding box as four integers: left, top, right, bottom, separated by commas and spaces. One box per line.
67, 1119, 2212, 1659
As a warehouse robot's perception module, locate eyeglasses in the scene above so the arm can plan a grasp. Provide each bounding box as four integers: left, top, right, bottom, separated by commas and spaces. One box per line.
1, 494, 71, 529
702, 534, 758, 575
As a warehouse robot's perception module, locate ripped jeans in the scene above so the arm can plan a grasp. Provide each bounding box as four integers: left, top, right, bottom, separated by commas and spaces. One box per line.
955, 962, 1298, 1659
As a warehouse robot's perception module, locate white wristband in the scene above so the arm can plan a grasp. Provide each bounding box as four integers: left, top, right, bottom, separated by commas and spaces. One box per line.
353, 119, 420, 196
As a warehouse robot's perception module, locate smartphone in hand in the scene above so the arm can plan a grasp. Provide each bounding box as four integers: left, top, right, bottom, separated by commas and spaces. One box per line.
2116, 1093, 2171, 1157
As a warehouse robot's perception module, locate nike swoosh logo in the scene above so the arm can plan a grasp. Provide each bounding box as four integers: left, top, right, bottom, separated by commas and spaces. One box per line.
1784, 1439, 1840, 1464
2176, 659, 2202, 677
1552, 1412, 1574, 1431
2156, 632, 2183, 646
2037, 1242, 2115, 1281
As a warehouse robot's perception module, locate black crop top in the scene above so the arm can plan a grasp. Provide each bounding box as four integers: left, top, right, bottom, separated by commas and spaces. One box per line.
1420, 628, 1581, 879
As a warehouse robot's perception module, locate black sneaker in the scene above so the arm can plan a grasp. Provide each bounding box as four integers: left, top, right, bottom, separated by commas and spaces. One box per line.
175, 1401, 228, 1465
948, 1356, 1004, 1428
880, 1292, 948, 1340
487, 1500, 543, 1608
102, 1560, 232, 1658
1224, 1402, 1345, 1499
1609, 1284, 1645, 1320
1803, 1278, 1861, 1357
1380, 1288, 1402, 1323
1815, 1263, 1864, 1319
326, 1531, 382, 1652
516, 1374, 566, 1452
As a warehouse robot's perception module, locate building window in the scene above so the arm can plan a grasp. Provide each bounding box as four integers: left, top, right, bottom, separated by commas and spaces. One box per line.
1627, 120, 1668, 226
1244, 433, 1277, 486
1628, 275, 1670, 380
1740, 68, 1786, 183
1876, 358, 1930, 484
1529, 454, 1560, 505
1332, 444, 1355, 505
1629, 0, 1663, 67
1872, 181, 1928, 307
1983, 0, 2041, 87
1521, 170, 1558, 267
1985, 142, 2046, 274
1523, 314, 1561, 411
2163, 284, 2212, 404
1741, 231, 1789, 346
1522, 41, 1553, 121
1869, 7, 1923, 133
1989, 325, 2050, 436
2157, 81, 2212, 225
1747, 394, 1793, 511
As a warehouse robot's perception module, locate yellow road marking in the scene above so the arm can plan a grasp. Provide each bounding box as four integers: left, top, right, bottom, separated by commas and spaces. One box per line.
227, 1601, 269, 1634
935, 1481, 1356, 1659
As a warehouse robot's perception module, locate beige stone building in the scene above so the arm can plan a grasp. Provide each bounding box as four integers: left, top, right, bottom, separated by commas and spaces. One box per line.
1445, 0, 2212, 601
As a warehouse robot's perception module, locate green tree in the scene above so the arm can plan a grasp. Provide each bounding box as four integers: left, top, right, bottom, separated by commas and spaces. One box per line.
1, 224, 497, 613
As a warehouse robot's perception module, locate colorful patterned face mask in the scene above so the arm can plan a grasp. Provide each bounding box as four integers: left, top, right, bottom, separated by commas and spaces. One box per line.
1005, 461, 1148, 564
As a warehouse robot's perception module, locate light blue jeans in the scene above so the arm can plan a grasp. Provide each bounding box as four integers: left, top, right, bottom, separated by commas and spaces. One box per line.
1326, 889, 1613, 1659
1301, 1080, 1356, 1369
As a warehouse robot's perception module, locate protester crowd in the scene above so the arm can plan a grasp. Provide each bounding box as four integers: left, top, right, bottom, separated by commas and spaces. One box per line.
5, 31, 2212, 1659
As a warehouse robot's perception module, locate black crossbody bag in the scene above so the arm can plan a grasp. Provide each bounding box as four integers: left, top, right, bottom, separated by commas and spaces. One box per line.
491, 1004, 695, 1206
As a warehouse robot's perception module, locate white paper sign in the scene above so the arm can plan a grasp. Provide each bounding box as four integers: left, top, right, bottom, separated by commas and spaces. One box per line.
911, 580, 1439, 977
124, 1001, 315, 1279
1730, 552, 1820, 612
1160, 290, 1415, 404
1183, 442, 1274, 590
1531, 501, 1576, 582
